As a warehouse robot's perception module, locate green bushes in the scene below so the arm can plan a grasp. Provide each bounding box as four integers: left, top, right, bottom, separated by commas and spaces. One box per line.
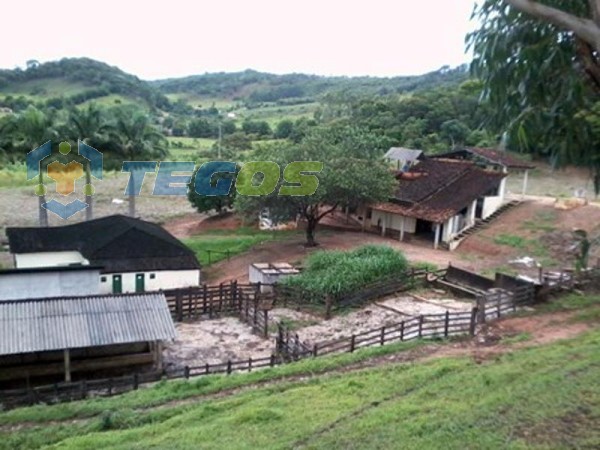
281, 245, 409, 298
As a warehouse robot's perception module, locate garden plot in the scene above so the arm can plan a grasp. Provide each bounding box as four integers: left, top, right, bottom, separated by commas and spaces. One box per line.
162, 318, 273, 371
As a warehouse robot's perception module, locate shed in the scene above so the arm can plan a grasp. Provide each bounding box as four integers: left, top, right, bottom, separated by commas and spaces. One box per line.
249, 263, 300, 292
384, 147, 423, 170
0, 292, 176, 385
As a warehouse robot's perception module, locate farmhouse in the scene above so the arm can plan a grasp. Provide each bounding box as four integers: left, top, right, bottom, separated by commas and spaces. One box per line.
367, 158, 508, 249
6, 215, 201, 294
0, 292, 176, 385
431, 147, 535, 196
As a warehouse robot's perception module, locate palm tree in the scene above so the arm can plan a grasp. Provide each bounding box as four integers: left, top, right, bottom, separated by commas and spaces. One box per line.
13, 106, 59, 226
109, 107, 167, 217
64, 103, 110, 220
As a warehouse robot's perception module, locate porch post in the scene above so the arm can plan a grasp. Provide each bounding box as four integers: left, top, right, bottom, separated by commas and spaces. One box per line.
433, 223, 441, 250
381, 214, 386, 237
64, 348, 71, 383
399, 216, 405, 241
522, 170, 529, 198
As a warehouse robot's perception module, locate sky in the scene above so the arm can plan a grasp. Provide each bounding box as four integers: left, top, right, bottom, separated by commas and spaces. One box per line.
1, 0, 478, 80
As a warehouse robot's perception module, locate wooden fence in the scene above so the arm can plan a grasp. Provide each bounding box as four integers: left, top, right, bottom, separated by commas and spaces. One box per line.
276, 308, 478, 360
163, 281, 268, 337
2, 268, 591, 410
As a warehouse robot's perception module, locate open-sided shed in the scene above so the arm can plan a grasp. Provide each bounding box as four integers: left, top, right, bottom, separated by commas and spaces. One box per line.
0, 293, 176, 386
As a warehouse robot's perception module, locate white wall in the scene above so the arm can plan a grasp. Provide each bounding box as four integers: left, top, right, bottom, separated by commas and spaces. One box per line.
371, 211, 416, 234
15, 251, 87, 268
0, 269, 100, 300
482, 195, 504, 219
98, 269, 201, 294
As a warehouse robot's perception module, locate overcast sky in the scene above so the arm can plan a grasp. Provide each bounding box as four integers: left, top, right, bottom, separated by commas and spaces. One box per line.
2, 0, 478, 80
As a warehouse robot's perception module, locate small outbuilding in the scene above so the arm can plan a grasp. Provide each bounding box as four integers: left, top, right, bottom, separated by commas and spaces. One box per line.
249, 263, 300, 292
0, 292, 176, 385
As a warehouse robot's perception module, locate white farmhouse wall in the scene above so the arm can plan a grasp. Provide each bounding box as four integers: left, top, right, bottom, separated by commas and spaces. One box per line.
0, 269, 100, 300
15, 251, 87, 268
371, 211, 417, 234
482, 196, 504, 219
98, 269, 201, 294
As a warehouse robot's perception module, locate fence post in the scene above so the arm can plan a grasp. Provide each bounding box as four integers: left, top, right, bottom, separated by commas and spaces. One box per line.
253, 297, 259, 327
350, 334, 356, 353
444, 311, 449, 337
184, 366, 190, 379
325, 295, 333, 320
133, 373, 139, 390
219, 283, 224, 313
263, 310, 269, 338
232, 280, 238, 309
476, 294, 486, 324
227, 360, 232, 375
108, 378, 113, 396
400, 321, 405, 341
313, 343, 318, 357
248, 357, 253, 372
270, 354, 275, 367
205, 363, 210, 375
80, 380, 87, 399
380, 326, 385, 345
469, 306, 478, 336
418, 315, 424, 338
202, 284, 208, 315
176, 290, 183, 322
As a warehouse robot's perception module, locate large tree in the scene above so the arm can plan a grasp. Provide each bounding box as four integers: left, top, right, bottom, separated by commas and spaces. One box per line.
234, 126, 395, 246
468, 0, 600, 193
64, 103, 111, 220
109, 107, 168, 217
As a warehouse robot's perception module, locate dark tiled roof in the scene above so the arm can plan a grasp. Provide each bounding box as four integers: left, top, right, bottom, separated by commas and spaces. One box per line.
432, 147, 535, 170
6, 215, 200, 273
373, 159, 506, 222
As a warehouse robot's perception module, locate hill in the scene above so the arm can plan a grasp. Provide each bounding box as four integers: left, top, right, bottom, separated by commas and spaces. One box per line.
0, 58, 170, 111
152, 65, 469, 104
1, 294, 598, 449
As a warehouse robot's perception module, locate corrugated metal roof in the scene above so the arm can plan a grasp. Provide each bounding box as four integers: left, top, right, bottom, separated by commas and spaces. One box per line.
0, 293, 176, 356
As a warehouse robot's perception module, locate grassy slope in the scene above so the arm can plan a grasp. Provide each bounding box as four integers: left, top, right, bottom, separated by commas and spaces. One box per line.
2, 295, 599, 450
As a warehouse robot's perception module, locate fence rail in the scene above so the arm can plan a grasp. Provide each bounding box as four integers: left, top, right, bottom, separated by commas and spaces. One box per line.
1, 267, 590, 410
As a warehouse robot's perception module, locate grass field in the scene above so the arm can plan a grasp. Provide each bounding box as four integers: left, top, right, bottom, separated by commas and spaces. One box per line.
1, 295, 599, 449
184, 228, 297, 266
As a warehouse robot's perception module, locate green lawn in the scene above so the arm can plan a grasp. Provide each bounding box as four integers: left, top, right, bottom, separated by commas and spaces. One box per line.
2, 327, 598, 449
183, 228, 297, 266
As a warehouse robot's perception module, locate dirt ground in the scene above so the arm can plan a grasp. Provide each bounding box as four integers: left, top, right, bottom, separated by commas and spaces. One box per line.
162, 291, 474, 368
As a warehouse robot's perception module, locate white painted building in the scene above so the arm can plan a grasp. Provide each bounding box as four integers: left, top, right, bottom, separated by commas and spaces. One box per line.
0, 266, 101, 301
6, 215, 201, 295
368, 158, 508, 250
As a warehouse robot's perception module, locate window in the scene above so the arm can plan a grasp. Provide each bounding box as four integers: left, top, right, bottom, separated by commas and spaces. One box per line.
100, 276, 107, 282
150, 273, 156, 279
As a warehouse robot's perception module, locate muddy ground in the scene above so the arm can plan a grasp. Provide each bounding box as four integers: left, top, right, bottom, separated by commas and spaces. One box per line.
162, 291, 474, 369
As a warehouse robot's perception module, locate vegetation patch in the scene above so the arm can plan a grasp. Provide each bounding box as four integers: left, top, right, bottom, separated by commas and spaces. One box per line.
281, 245, 409, 297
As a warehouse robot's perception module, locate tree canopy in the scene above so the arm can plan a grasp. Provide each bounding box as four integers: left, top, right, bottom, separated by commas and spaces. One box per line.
468, 0, 600, 193
234, 126, 396, 246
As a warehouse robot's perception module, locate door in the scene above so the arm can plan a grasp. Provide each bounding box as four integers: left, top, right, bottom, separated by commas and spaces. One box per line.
112, 275, 122, 294
135, 273, 145, 292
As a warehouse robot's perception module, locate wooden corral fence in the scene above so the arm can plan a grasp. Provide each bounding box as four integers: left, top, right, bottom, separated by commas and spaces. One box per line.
163, 281, 268, 337
273, 268, 446, 318
276, 308, 478, 360
3, 267, 595, 410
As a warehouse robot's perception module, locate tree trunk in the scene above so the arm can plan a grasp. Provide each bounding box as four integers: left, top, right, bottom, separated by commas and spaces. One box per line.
128, 171, 136, 217
85, 162, 93, 221
305, 217, 317, 247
